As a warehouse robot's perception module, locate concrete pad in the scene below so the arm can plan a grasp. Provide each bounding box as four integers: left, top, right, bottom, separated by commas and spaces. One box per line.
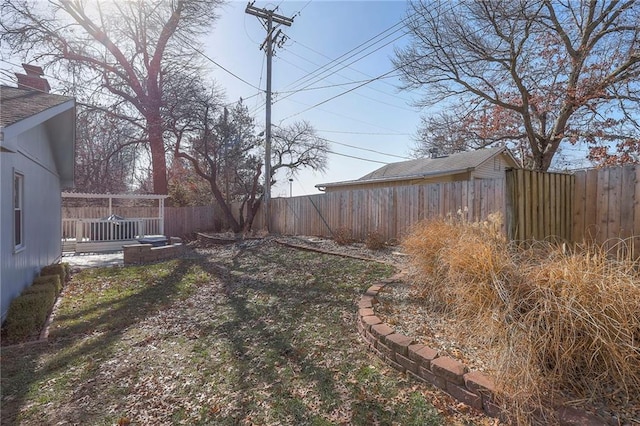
62, 251, 123, 269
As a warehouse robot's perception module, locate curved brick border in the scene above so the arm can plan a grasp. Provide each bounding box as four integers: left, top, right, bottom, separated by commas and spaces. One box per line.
231, 238, 608, 425
357, 275, 610, 426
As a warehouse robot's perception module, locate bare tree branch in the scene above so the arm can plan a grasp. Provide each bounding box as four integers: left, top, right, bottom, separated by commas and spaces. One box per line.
395, 0, 640, 170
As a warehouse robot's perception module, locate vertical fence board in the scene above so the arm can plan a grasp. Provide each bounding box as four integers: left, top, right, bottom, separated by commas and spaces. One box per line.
596, 168, 610, 245
635, 167, 640, 258
619, 166, 635, 240
583, 170, 599, 242
608, 167, 622, 240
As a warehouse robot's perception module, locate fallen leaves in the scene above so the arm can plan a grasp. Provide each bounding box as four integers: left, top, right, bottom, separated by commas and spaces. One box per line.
2, 240, 497, 425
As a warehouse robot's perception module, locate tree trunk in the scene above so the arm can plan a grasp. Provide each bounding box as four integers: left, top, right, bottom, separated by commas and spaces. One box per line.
208, 180, 241, 233
147, 112, 169, 194
243, 198, 262, 232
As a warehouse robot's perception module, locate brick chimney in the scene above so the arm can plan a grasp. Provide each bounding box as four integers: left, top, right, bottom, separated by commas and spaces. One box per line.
16, 64, 51, 93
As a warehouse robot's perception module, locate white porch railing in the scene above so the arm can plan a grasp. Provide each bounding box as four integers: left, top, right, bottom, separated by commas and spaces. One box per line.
62, 218, 163, 253
61, 192, 168, 253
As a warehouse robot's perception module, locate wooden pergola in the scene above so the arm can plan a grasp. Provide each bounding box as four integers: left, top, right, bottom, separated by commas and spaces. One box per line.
61, 192, 168, 253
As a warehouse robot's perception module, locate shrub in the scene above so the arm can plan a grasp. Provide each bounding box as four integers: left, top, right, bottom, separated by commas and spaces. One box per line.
33, 274, 62, 296
22, 281, 57, 301
402, 219, 462, 276
61, 262, 71, 278
496, 244, 640, 423
365, 230, 386, 250
40, 263, 66, 285
333, 226, 354, 246
4, 290, 56, 343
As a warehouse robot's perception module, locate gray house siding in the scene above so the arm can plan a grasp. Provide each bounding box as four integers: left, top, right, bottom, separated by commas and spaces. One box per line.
1, 124, 64, 321
1, 85, 74, 322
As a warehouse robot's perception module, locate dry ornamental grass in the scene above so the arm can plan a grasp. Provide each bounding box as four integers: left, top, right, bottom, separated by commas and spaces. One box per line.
401, 217, 640, 425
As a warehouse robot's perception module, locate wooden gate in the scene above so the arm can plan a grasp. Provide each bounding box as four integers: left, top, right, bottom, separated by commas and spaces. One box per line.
505, 169, 574, 241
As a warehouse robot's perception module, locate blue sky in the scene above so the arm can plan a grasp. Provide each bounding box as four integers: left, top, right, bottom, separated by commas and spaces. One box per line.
0, 1, 420, 197
0, 0, 599, 196
205, 0, 421, 196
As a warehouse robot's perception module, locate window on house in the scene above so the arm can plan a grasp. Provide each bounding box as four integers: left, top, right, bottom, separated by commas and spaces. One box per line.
14, 172, 24, 250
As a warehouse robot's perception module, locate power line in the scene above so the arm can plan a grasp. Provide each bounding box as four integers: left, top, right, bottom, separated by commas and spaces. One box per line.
271, 50, 413, 112
250, 54, 406, 115
224, 91, 263, 107
317, 129, 410, 136
280, 66, 401, 122
324, 149, 389, 165
276, 74, 401, 94
279, 2, 502, 123
278, 96, 410, 134
197, 49, 264, 91
294, 0, 313, 18
271, 122, 401, 164
280, 18, 407, 93
275, 76, 399, 94
290, 38, 409, 95
278, 29, 407, 103
5, 58, 261, 112
280, 45, 410, 102
320, 136, 411, 160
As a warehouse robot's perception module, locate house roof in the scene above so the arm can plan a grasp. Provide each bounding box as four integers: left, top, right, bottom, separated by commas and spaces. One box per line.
0, 85, 73, 128
1, 85, 76, 188
316, 146, 517, 189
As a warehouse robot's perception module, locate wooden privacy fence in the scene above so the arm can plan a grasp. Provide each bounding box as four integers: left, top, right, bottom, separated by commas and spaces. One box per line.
62, 166, 640, 253
164, 205, 218, 236
256, 165, 639, 253
252, 179, 507, 241
572, 165, 640, 252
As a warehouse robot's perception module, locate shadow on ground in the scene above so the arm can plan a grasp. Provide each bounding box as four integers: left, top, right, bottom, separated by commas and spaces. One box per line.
1, 242, 452, 425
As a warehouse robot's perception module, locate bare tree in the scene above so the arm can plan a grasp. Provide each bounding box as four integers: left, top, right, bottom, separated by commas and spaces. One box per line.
74, 105, 140, 193
171, 84, 328, 232
1, 0, 222, 193
395, 0, 640, 171
412, 110, 495, 158
271, 121, 329, 180
169, 83, 263, 232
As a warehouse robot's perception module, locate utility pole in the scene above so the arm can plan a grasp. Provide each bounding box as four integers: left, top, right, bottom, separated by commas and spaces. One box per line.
245, 2, 294, 232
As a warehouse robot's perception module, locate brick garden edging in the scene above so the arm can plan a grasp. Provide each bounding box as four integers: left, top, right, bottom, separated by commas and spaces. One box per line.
274, 237, 610, 425
357, 274, 610, 426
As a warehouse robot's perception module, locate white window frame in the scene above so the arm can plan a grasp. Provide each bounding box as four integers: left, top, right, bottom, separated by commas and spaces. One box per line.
13, 170, 25, 252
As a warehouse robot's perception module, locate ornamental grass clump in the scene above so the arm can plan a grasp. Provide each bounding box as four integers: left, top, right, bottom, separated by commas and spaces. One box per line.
498, 243, 640, 423
403, 217, 640, 425
402, 219, 463, 306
